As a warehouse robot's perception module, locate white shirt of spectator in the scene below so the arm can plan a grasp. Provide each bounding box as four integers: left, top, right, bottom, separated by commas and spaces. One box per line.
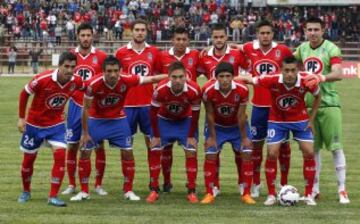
66, 20, 75, 31
210, 13, 219, 24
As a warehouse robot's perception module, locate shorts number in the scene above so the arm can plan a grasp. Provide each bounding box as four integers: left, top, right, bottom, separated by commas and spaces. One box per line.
24, 135, 35, 147
267, 129, 276, 138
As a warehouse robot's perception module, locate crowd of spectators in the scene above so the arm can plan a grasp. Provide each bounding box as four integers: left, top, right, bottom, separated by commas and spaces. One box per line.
0, 0, 359, 47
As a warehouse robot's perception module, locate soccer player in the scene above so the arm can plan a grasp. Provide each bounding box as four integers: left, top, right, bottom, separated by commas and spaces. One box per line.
241, 56, 321, 206
294, 17, 350, 204
62, 23, 108, 196
200, 62, 255, 205
238, 20, 294, 197
17, 52, 83, 207
70, 56, 167, 201
156, 26, 200, 192
115, 18, 160, 169
146, 61, 201, 203
198, 23, 248, 196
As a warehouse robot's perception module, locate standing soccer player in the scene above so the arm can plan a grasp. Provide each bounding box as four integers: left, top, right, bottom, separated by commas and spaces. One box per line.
70, 56, 166, 201
241, 20, 294, 197
200, 62, 255, 205
294, 17, 350, 204
156, 26, 200, 192
17, 52, 83, 206
146, 62, 201, 203
242, 56, 321, 206
62, 23, 108, 196
115, 19, 160, 167
198, 23, 248, 196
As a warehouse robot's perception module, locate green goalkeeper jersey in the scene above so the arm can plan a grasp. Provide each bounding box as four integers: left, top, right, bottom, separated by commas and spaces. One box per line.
294, 40, 342, 108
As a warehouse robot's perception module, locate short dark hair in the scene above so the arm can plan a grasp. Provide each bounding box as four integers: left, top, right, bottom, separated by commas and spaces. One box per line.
256, 20, 273, 32
172, 26, 189, 38
305, 17, 325, 28
77, 23, 93, 34
102, 55, 121, 71
168, 61, 186, 75
131, 18, 148, 30
215, 62, 234, 77
282, 56, 298, 66
59, 51, 77, 66
211, 23, 227, 33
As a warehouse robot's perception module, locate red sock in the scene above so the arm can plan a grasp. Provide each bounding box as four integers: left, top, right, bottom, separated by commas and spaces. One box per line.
241, 159, 253, 195
204, 159, 216, 195
161, 146, 173, 185
21, 153, 37, 192
148, 150, 161, 190
279, 143, 291, 186
95, 147, 106, 187
78, 158, 91, 193
252, 147, 263, 185
235, 154, 242, 184
303, 156, 316, 196
185, 156, 198, 190
214, 153, 220, 189
265, 158, 277, 196
49, 149, 66, 197
66, 149, 77, 187
122, 159, 135, 193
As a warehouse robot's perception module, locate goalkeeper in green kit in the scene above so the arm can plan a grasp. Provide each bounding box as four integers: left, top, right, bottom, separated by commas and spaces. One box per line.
294, 17, 350, 204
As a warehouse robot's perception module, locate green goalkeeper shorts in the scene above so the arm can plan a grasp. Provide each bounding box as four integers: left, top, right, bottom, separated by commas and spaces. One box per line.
309, 107, 343, 151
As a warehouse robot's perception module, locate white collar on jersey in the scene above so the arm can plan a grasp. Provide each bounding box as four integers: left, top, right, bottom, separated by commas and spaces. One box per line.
52, 69, 75, 82
74, 46, 96, 54
207, 45, 230, 57
278, 73, 301, 87
252, 40, 278, 50
127, 41, 150, 49
214, 80, 236, 90
166, 80, 188, 92
169, 47, 190, 56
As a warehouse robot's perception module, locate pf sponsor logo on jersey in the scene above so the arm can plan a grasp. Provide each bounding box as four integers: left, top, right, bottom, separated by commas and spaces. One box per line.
99, 94, 121, 107
304, 57, 323, 74
188, 58, 193, 66
166, 102, 184, 115
253, 59, 280, 75
129, 62, 151, 77
216, 104, 235, 117
46, 93, 67, 109
276, 94, 301, 110
75, 65, 96, 81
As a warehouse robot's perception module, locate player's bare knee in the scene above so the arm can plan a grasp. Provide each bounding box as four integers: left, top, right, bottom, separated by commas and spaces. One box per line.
185, 150, 196, 158
205, 153, 217, 161
121, 150, 134, 160
80, 150, 91, 159
240, 151, 252, 161
68, 143, 80, 151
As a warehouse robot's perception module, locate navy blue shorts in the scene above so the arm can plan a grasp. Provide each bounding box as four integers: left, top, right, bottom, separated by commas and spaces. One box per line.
266, 121, 313, 145
125, 107, 152, 136
250, 106, 269, 141
66, 99, 82, 143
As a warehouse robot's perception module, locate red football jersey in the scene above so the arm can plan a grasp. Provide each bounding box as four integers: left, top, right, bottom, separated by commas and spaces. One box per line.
198, 45, 248, 80
151, 79, 201, 120
254, 72, 320, 122
243, 41, 293, 107
202, 79, 249, 127
84, 74, 142, 119
70, 46, 107, 106
115, 42, 160, 106
158, 48, 199, 82
24, 70, 84, 127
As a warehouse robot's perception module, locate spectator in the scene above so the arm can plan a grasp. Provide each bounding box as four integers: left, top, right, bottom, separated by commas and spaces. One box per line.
8, 47, 17, 74
66, 19, 75, 41
28, 43, 43, 74
230, 16, 243, 42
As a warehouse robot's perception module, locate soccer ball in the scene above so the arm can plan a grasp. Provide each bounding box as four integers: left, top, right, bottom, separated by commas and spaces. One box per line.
277, 185, 300, 206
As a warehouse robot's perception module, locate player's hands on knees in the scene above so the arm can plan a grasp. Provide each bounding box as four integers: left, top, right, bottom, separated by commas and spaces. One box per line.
150, 137, 161, 149
304, 73, 326, 89
80, 132, 93, 149
187, 137, 197, 150
17, 118, 26, 133
241, 137, 253, 150
205, 136, 216, 150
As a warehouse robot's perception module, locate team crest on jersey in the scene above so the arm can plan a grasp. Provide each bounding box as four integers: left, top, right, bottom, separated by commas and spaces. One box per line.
229, 56, 235, 64
188, 58, 193, 66
234, 94, 240, 102
299, 87, 305, 94
166, 102, 184, 115
275, 50, 281, 58
120, 84, 127, 93
46, 93, 67, 109
75, 65, 95, 81
69, 83, 76, 92
304, 57, 323, 74
276, 94, 301, 110
217, 104, 235, 117
148, 53, 153, 61
129, 62, 151, 77
92, 56, 98, 65
254, 59, 280, 75
99, 94, 121, 107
